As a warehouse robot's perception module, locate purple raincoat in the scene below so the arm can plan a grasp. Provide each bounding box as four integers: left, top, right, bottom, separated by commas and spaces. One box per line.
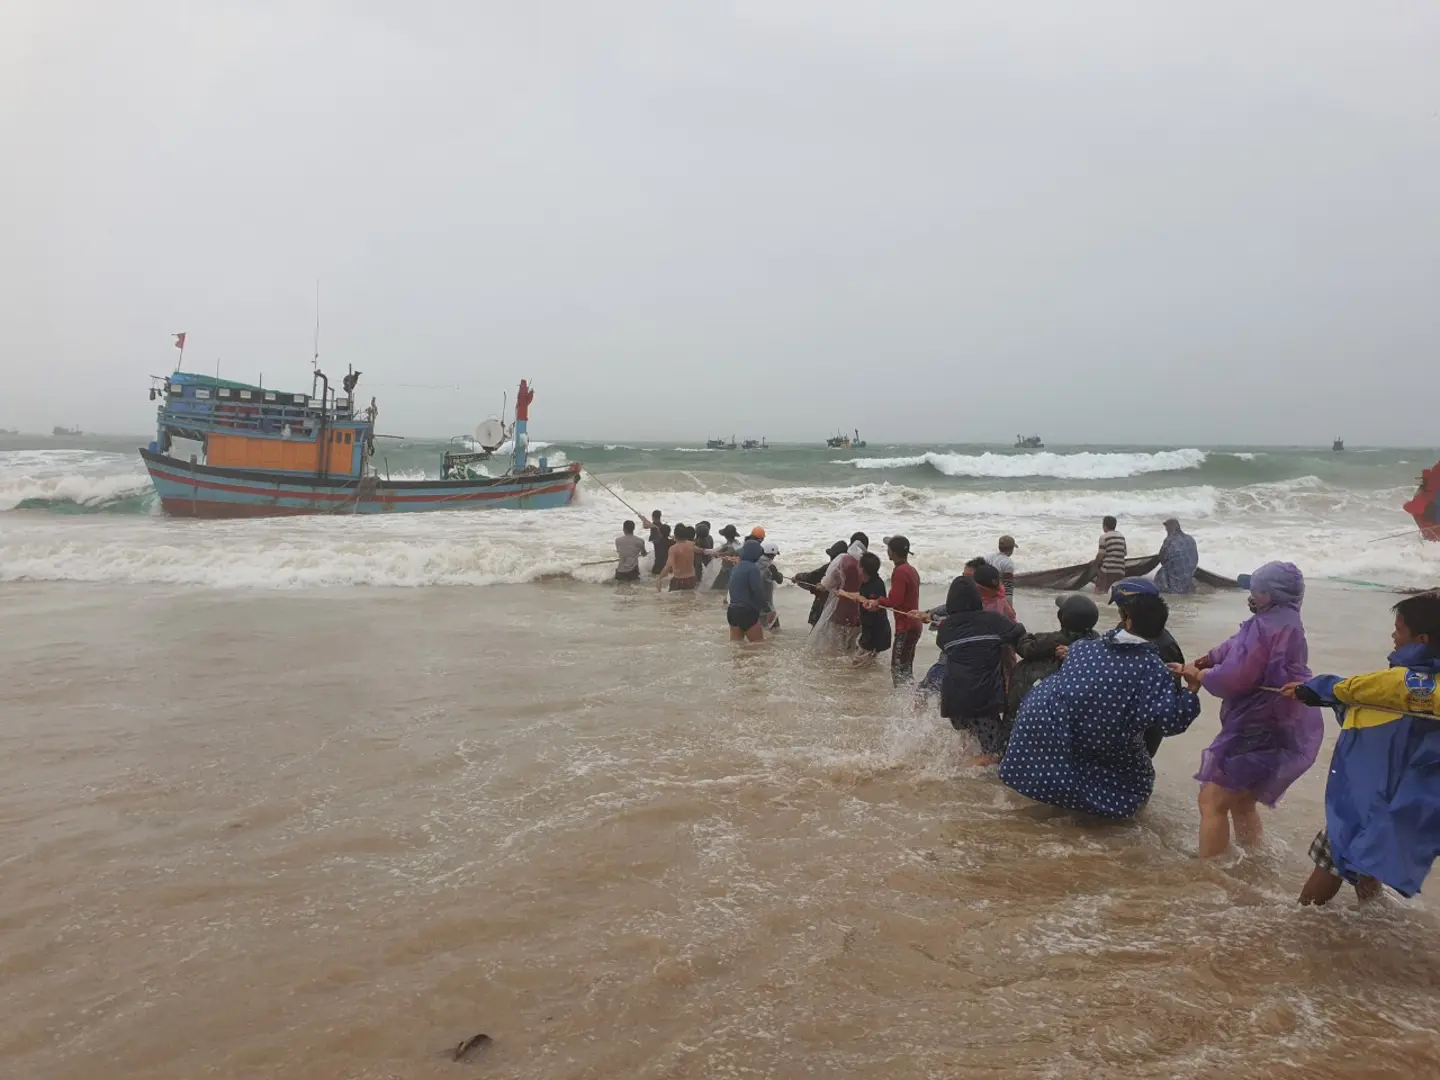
1194, 562, 1323, 805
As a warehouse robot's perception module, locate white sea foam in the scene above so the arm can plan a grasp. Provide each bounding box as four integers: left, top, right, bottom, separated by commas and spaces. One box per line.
2, 445, 1432, 591
834, 448, 1208, 480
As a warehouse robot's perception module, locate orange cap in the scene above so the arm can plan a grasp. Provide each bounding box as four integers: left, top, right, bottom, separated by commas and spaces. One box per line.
749, 526, 766, 540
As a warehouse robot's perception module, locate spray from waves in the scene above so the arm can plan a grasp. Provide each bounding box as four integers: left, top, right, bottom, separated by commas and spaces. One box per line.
834, 448, 1208, 480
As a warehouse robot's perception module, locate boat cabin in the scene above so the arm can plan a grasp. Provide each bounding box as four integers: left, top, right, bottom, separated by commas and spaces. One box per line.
148, 370, 372, 478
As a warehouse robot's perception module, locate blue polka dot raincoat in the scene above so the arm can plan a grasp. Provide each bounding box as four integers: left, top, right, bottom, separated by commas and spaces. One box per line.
999, 629, 1202, 819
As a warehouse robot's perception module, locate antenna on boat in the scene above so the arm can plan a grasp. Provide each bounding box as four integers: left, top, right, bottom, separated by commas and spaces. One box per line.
312, 279, 321, 371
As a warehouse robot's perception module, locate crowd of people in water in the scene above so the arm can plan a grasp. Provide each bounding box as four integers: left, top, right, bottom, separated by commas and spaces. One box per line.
613, 510, 1440, 909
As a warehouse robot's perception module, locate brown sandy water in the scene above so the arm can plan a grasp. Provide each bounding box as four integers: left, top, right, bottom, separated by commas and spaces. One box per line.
2, 579, 1438, 1079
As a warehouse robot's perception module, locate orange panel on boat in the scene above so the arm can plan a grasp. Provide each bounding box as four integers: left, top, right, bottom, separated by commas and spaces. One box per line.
208, 433, 319, 472
323, 430, 360, 476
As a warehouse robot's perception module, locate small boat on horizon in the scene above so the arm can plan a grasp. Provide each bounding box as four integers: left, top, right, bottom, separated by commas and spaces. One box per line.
706, 436, 737, 450
826, 429, 866, 450
1333, 437, 1345, 452
1015, 434, 1044, 450
52, 425, 82, 437
139, 366, 578, 518
741, 437, 767, 451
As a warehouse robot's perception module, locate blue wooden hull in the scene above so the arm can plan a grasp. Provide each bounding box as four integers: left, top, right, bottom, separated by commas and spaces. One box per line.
139, 449, 580, 518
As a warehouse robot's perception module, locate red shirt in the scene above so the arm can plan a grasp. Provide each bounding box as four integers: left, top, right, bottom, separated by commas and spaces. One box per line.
878, 562, 921, 632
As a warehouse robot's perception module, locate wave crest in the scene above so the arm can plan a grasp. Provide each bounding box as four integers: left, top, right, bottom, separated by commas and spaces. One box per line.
835, 449, 1208, 480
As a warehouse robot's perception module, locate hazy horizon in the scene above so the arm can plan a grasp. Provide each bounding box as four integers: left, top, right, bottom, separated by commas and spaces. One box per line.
6, 2, 1439, 445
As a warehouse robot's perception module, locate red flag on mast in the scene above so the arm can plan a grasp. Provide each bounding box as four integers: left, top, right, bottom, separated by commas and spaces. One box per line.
173, 332, 187, 350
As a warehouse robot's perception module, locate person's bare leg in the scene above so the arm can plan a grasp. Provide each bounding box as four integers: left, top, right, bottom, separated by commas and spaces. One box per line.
744, 624, 764, 644
1232, 793, 1263, 849
1197, 783, 1233, 857
965, 753, 1001, 767
729, 626, 744, 642
1299, 866, 1344, 905
1355, 875, 1383, 904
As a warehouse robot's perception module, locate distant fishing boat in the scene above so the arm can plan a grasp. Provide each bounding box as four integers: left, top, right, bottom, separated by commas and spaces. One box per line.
1014, 434, 1044, 450
0, 428, 17, 436
139, 370, 578, 518
1332, 437, 1345, 452
826, 429, 866, 449
52, 425, 82, 437
706, 436, 737, 450
741, 437, 767, 451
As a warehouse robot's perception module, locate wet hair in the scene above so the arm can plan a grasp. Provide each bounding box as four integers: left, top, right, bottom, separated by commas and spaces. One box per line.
974, 564, 1001, 590
860, 551, 882, 578
827, 540, 849, 559
660, 523, 672, 538
622, 520, 635, 534
850, 531, 869, 548
965, 556, 988, 571
677, 524, 694, 541
1394, 593, 1440, 641
651, 510, 662, 520
1123, 593, 1169, 640
1103, 515, 1118, 531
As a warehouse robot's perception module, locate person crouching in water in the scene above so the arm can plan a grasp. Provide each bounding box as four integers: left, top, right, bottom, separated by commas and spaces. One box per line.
1171, 562, 1323, 858
1000, 593, 1201, 819
936, 577, 1026, 766
1006, 593, 1101, 720
1110, 577, 1185, 758
726, 538, 769, 643
854, 551, 892, 664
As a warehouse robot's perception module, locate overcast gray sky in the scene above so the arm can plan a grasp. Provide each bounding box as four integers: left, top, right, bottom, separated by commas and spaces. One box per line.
4, 1, 1438, 443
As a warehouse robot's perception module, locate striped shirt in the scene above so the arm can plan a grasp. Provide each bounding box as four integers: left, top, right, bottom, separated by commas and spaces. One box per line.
1097, 530, 1127, 574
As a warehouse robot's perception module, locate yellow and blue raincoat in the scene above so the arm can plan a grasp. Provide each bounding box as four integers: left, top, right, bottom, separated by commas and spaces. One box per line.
1301, 643, 1440, 896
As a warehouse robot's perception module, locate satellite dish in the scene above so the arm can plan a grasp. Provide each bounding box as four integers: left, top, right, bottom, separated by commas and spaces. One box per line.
474, 417, 506, 451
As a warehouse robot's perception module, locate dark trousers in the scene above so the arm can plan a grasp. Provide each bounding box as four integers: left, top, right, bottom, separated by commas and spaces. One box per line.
891, 627, 923, 687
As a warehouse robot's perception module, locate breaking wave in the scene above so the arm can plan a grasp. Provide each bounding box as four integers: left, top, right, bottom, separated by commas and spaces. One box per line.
835, 449, 1209, 480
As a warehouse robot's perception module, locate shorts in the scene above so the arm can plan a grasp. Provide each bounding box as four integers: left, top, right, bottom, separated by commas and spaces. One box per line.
1094, 569, 1124, 593
669, 578, 697, 591
1309, 828, 1346, 880
615, 568, 641, 582
727, 605, 760, 631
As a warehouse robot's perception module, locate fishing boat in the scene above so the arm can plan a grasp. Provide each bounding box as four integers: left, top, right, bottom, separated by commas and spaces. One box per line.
1404, 462, 1440, 541
741, 437, 767, 451
706, 436, 737, 450
826, 429, 866, 450
1332, 437, 1345, 452
1015, 434, 1044, 450
138, 370, 579, 518
52, 425, 82, 437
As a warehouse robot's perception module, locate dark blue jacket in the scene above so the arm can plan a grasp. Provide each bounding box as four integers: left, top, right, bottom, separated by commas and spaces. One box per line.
727, 541, 768, 613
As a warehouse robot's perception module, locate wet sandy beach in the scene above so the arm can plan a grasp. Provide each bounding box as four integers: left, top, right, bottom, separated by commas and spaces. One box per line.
2, 579, 1438, 1079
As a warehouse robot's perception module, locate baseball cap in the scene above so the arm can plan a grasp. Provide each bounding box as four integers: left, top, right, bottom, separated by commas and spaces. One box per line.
886, 535, 911, 556
750, 526, 766, 540
1109, 577, 1160, 605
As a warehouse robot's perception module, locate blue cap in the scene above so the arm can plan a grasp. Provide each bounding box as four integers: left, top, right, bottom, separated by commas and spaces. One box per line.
1109, 577, 1159, 604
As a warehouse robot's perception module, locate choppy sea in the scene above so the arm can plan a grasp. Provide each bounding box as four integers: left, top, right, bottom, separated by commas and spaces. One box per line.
1, 434, 1436, 590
